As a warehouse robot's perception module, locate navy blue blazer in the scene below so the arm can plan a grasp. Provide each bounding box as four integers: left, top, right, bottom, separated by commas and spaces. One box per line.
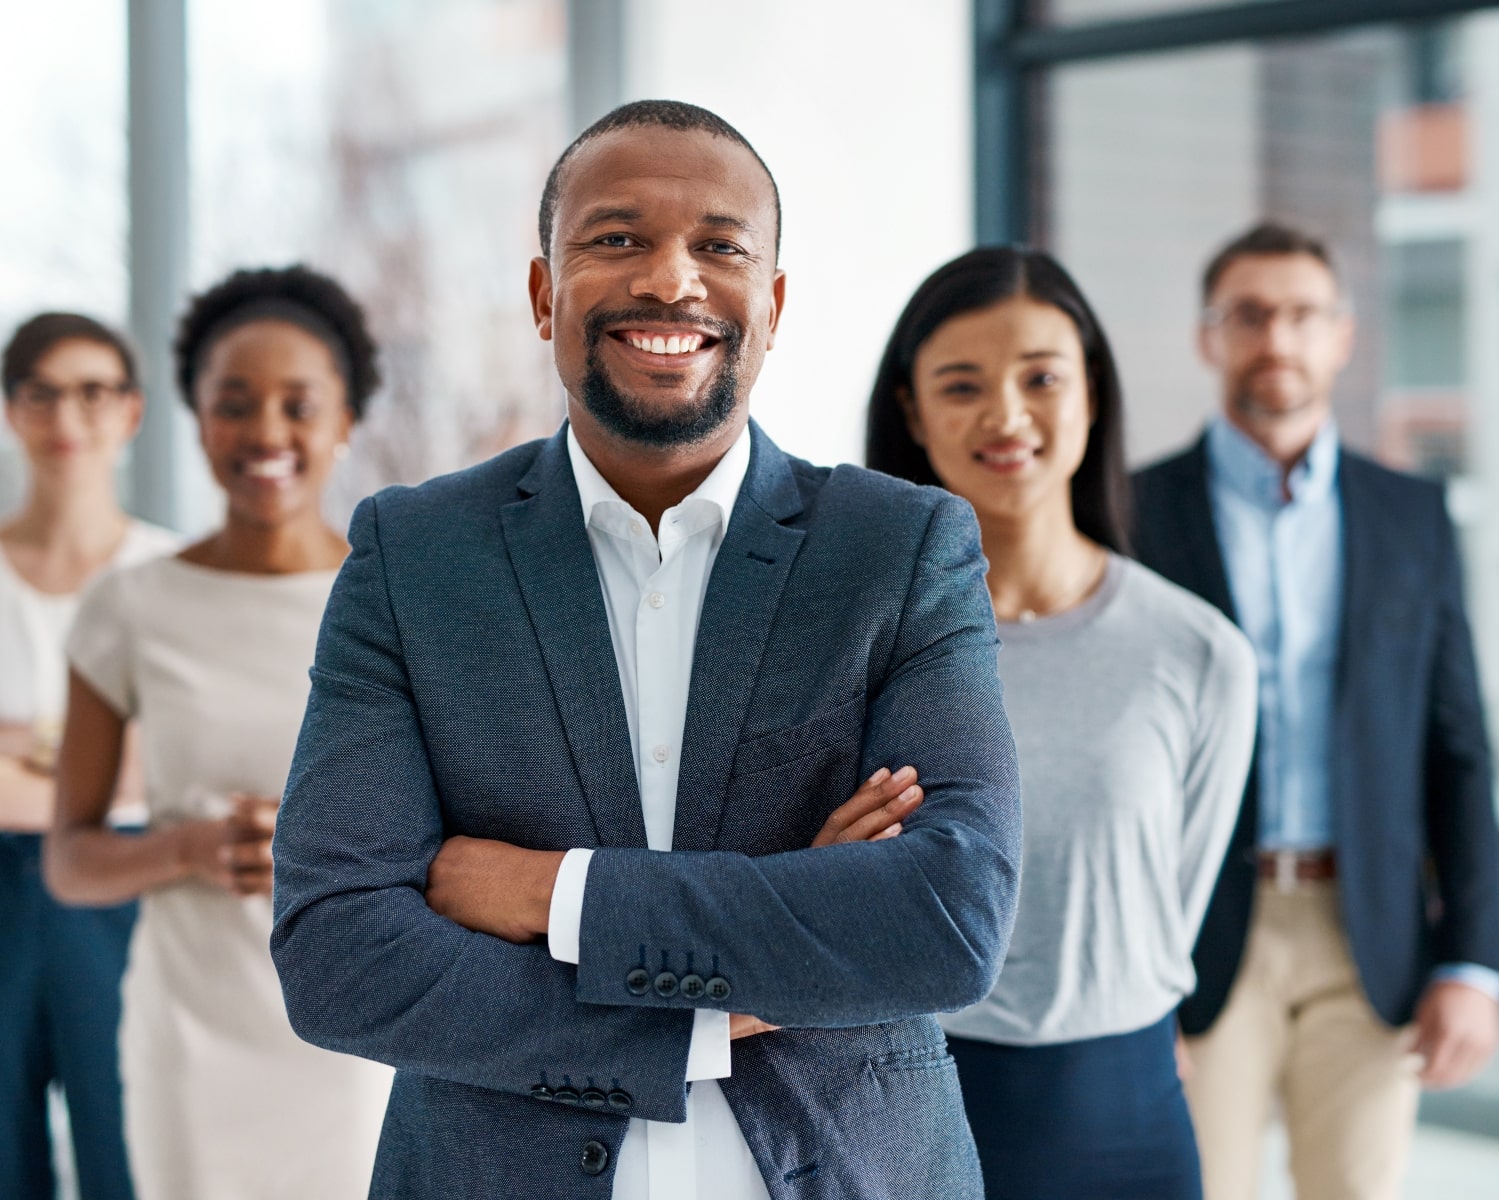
271, 423, 1021, 1198
1134, 436, 1499, 1034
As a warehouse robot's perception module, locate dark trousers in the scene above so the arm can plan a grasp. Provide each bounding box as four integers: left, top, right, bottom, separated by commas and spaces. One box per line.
0, 833, 136, 1200
948, 1013, 1202, 1200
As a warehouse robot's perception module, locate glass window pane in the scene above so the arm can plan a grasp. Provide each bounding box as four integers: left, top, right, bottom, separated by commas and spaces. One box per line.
189, 0, 567, 527
0, 0, 128, 515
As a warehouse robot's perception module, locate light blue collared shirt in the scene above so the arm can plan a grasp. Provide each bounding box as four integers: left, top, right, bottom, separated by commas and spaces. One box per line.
1206, 416, 1499, 1001
1207, 416, 1342, 852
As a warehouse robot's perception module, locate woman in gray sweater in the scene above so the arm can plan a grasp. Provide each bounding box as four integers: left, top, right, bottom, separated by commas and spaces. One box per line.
866, 246, 1256, 1200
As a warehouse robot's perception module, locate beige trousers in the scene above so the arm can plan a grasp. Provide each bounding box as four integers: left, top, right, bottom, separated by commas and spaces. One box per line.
1185, 881, 1422, 1200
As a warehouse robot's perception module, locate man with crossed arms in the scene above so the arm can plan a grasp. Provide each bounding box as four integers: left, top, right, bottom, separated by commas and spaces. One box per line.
271, 100, 1020, 1198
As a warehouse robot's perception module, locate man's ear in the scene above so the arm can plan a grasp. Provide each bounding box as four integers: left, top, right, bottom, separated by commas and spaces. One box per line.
764, 269, 787, 350
529, 257, 554, 341
1195, 321, 1218, 370
897, 385, 926, 447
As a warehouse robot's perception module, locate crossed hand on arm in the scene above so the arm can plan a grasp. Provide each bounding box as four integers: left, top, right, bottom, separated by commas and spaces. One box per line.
425, 765, 925, 1038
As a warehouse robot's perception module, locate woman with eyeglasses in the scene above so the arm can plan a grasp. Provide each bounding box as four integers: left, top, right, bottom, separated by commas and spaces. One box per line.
45, 268, 393, 1200
0, 313, 179, 1200
866, 247, 1257, 1199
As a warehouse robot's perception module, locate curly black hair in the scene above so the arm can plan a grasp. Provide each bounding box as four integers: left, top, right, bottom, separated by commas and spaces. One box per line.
173, 265, 381, 419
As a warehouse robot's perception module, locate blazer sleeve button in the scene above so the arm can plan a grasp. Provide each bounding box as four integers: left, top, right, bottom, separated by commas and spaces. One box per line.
679, 974, 706, 999
626, 968, 651, 996
653, 970, 680, 998
553, 1087, 580, 1105
705, 975, 732, 1001
580, 1088, 607, 1109
606, 1089, 633, 1113
530, 1084, 554, 1102
581, 1140, 610, 1177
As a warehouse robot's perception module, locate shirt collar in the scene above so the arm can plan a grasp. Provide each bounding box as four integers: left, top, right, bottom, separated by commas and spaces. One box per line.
566, 421, 752, 537
1206, 415, 1339, 508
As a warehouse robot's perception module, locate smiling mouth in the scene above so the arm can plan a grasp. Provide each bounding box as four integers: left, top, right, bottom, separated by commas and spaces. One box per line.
608, 329, 718, 358
975, 444, 1040, 469
239, 454, 299, 483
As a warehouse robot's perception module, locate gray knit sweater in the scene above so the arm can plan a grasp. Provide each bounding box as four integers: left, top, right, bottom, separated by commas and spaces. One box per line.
941, 555, 1256, 1046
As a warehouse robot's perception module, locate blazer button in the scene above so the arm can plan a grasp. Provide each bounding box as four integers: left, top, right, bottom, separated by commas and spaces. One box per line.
653, 971, 679, 998
581, 1140, 610, 1177
553, 1087, 580, 1105
626, 968, 651, 996
530, 1084, 554, 1102
679, 974, 706, 999
606, 1089, 633, 1114
580, 1088, 607, 1109
705, 975, 732, 1001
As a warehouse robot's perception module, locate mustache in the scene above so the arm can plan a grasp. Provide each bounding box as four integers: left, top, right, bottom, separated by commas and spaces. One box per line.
583, 304, 741, 349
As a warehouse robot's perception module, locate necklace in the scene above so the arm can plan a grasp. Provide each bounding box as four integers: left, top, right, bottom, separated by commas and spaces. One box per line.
1001, 549, 1108, 624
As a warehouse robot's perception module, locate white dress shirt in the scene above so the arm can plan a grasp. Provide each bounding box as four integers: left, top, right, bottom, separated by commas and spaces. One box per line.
547, 425, 771, 1200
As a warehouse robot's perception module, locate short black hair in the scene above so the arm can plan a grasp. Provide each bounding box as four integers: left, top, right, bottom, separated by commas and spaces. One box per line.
173, 264, 381, 419
1201, 221, 1338, 306
865, 245, 1133, 555
538, 99, 781, 260
3, 312, 138, 400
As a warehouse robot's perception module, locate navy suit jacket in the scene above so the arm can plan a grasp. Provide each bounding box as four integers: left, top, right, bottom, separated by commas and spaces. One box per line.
1134, 436, 1499, 1034
271, 423, 1021, 1198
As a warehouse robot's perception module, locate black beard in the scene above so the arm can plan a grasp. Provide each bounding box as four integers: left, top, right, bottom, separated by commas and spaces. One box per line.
578, 308, 743, 448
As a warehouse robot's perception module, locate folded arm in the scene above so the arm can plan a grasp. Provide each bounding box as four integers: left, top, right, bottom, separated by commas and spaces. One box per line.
574, 494, 1020, 1028
270, 498, 699, 1122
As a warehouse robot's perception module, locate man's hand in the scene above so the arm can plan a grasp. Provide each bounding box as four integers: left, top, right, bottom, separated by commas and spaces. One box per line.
426, 836, 565, 944
1411, 980, 1499, 1090
811, 766, 923, 847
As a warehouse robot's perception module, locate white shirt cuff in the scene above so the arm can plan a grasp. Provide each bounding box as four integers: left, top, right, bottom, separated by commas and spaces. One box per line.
546, 848, 594, 965
684, 1009, 732, 1081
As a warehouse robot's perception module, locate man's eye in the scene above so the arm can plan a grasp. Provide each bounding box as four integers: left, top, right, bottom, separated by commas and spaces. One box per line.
703, 241, 743, 256
595, 234, 635, 248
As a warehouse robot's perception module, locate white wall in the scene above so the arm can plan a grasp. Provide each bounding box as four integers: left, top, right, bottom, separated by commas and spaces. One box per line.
620, 0, 975, 467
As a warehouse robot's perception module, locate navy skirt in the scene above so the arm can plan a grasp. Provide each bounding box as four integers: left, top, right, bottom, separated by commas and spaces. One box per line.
947, 1013, 1202, 1200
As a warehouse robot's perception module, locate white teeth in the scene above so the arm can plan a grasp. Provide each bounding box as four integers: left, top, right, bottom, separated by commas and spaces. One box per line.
244, 457, 296, 479
624, 332, 705, 355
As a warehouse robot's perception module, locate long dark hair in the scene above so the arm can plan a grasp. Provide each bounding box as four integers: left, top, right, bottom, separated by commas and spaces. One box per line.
865, 246, 1132, 554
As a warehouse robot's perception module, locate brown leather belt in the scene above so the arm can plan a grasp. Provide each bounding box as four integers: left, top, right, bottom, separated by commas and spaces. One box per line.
1256, 849, 1337, 888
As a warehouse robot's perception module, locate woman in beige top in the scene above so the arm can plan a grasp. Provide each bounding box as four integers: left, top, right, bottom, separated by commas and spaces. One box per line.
47, 267, 393, 1200
1, 313, 177, 1200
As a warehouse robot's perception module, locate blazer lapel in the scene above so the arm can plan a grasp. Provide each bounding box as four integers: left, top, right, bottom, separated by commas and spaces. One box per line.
1174, 437, 1240, 624
499, 430, 647, 849
672, 426, 807, 852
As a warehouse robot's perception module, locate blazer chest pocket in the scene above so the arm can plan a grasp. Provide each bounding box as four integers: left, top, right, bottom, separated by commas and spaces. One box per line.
731, 692, 865, 779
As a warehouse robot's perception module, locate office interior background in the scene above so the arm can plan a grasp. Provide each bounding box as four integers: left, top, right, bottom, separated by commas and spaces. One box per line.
4, 0, 1499, 1193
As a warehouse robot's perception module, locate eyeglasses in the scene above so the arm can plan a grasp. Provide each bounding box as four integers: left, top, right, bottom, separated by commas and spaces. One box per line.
10, 380, 134, 417
1202, 301, 1344, 338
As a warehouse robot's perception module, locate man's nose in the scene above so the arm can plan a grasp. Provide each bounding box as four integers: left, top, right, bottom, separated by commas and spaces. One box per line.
630, 243, 707, 306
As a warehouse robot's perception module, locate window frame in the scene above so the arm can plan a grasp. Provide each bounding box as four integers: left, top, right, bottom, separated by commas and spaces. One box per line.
974, 0, 1499, 243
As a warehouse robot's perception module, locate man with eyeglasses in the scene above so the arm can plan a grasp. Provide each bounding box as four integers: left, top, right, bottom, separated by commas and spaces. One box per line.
1132, 222, 1499, 1200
